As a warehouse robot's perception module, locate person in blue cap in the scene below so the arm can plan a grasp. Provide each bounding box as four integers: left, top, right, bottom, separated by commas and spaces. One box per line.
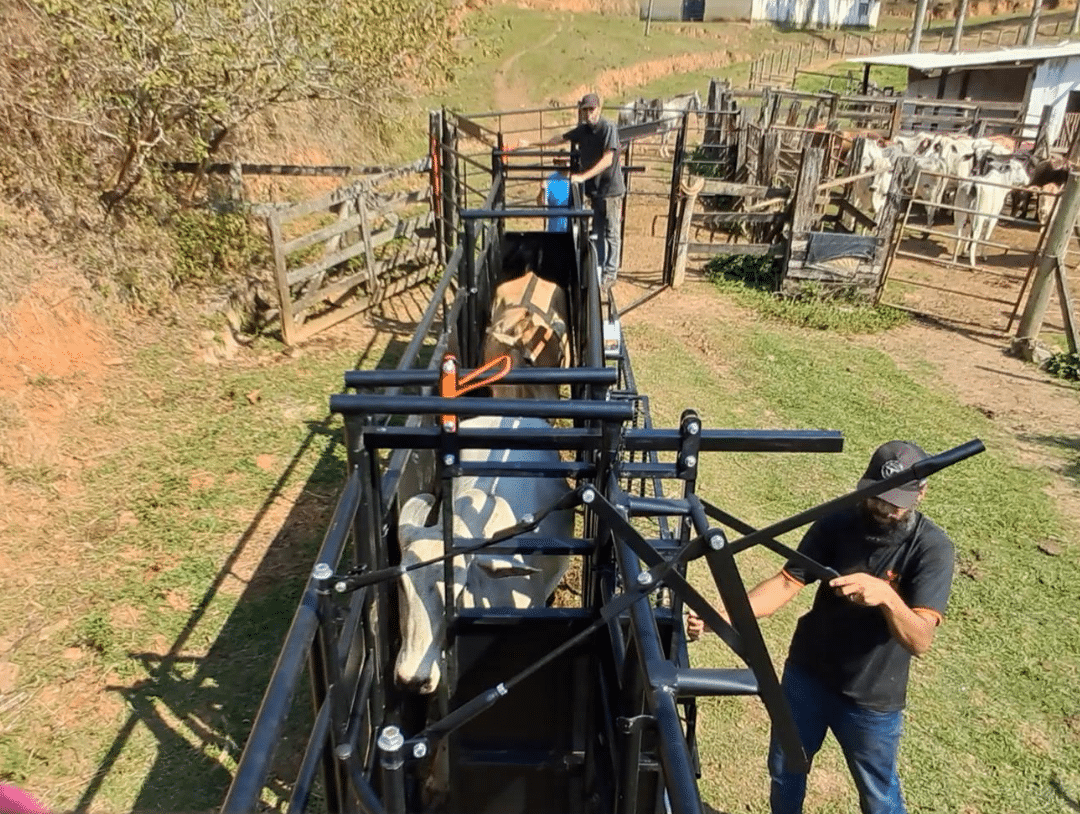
687, 440, 956, 814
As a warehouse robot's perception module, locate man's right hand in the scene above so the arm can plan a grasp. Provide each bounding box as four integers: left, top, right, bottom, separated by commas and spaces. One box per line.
686, 611, 707, 642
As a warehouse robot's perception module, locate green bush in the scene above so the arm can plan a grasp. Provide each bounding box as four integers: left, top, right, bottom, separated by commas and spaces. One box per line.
171, 211, 268, 288
1045, 350, 1080, 381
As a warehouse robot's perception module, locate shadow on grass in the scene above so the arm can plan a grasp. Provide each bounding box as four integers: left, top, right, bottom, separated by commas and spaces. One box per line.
1052, 775, 1080, 813
1016, 433, 1080, 486
76, 331, 415, 813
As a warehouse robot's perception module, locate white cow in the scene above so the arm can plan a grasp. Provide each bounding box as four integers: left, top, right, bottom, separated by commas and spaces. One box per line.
394, 416, 574, 694
651, 91, 702, 158
953, 152, 1032, 267
395, 271, 573, 694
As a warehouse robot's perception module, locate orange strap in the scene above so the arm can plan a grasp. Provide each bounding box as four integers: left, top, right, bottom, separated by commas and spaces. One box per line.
439, 353, 512, 431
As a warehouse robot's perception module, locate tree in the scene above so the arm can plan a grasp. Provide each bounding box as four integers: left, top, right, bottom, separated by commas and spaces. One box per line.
19, 0, 464, 208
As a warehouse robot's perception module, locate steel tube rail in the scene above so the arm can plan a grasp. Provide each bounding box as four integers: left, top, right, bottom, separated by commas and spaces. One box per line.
459, 208, 594, 220
649, 686, 703, 814
221, 470, 362, 814
330, 394, 635, 422
613, 530, 703, 814
344, 367, 618, 388
286, 686, 332, 813
673, 668, 759, 698
359, 426, 844, 453
729, 440, 985, 555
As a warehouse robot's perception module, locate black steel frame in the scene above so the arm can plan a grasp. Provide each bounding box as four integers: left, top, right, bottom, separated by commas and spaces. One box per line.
222, 113, 985, 814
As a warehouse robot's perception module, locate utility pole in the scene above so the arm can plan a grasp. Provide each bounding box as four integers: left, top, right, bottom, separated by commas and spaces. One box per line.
1071, 0, 1080, 35
645, 0, 655, 36
1026, 0, 1044, 45
911, 0, 929, 52
1016, 171, 1080, 348
951, 0, 970, 52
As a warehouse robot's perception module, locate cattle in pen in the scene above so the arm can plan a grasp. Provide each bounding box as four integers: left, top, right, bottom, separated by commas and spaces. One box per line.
393, 416, 575, 694
395, 271, 574, 695
953, 151, 1033, 267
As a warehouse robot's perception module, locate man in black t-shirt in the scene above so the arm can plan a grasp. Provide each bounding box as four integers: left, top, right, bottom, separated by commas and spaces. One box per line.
687, 440, 955, 814
540, 93, 626, 289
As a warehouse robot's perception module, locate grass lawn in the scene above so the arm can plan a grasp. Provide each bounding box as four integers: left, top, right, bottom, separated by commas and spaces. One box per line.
625, 280, 1080, 813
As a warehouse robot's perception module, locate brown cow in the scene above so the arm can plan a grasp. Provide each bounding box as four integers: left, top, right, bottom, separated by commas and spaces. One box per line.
482, 271, 569, 401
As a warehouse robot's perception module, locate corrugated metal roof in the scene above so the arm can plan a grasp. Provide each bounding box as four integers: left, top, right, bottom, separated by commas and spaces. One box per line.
851, 41, 1080, 71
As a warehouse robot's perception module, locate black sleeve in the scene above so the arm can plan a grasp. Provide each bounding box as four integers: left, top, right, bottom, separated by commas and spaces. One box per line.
905, 520, 955, 617
782, 516, 834, 586
564, 124, 587, 142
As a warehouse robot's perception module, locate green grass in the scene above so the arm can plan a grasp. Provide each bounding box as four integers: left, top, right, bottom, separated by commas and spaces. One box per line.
704, 256, 910, 333
624, 281, 1080, 813
0, 317, 401, 812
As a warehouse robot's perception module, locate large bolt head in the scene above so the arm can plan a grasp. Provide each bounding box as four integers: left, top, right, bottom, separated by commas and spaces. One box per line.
413, 742, 428, 759
312, 563, 333, 581
582, 489, 596, 504
377, 726, 404, 752
442, 454, 455, 466
637, 571, 654, 587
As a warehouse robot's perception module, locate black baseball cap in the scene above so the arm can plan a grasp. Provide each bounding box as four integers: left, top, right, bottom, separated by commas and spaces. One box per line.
857, 440, 929, 508
578, 93, 600, 109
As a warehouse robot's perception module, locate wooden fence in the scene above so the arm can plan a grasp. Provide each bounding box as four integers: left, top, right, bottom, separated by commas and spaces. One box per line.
261, 158, 436, 345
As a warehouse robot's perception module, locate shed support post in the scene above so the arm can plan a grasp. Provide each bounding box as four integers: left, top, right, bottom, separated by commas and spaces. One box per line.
951, 0, 969, 52
1016, 171, 1080, 347
911, 0, 928, 52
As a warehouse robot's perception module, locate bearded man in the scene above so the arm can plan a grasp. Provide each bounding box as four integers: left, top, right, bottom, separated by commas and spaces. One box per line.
687, 440, 955, 814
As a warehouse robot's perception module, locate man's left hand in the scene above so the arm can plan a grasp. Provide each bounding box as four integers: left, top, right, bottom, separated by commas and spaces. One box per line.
569, 173, 583, 184
829, 573, 896, 608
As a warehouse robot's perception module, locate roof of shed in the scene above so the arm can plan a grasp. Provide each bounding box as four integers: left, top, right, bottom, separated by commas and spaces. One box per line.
851, 41, 1080, 71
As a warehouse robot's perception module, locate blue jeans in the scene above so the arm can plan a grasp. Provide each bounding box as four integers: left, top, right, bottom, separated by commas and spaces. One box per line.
590, 196, 622, 278
768, 663, 907, 814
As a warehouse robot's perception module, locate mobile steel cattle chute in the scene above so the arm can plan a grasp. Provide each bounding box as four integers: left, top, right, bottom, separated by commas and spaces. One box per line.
221, 135, 984, 814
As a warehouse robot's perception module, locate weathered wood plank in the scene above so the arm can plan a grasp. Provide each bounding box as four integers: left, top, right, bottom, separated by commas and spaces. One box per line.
687, 242, 785, 256
699, 179, 789, 197
692, 211, 786, 224
267, 212, 298, 346
282, 211, 366, 257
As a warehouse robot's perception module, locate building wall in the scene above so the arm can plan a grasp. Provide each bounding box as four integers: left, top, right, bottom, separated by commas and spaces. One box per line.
748, 0, 879, 26
1029, 56, 1080, 143
702, 0, 752, 19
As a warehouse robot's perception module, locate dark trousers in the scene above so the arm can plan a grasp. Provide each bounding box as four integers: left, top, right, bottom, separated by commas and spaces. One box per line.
768, 663, 907, 814
590, 195, 622, 278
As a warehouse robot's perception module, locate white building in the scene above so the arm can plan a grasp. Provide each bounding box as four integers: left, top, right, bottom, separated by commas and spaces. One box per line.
639, 0, 879, 26
857, 42, 1080, 145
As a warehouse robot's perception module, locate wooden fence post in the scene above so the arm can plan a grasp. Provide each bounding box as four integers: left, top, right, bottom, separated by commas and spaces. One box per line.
672, 177, 704, 288
872, 156, 912, 302
1017, 171, 1080, 345
782, 147, 825, 291
759, 131, 781, 187
267, 211, 299, 346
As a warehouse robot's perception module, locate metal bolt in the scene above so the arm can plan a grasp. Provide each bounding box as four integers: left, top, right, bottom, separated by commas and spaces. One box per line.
443, 454, 455, 466
312, 563, 333, 581
637, 571, 654, 587
335, 743, 353, 760
709, 533, 726, 550
442, 360, 455, 373
582, 489, 596, 504
334, 581, 347, 593
687, 422, 700, 435
684, 455, 697, 467
522, 513, 535, 525
442, 420, 455, 431
412, 741, 428, 759
377, 726, 404, 752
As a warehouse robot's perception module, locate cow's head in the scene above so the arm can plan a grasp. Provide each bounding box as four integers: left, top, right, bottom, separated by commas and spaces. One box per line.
395, 490, 519, 694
